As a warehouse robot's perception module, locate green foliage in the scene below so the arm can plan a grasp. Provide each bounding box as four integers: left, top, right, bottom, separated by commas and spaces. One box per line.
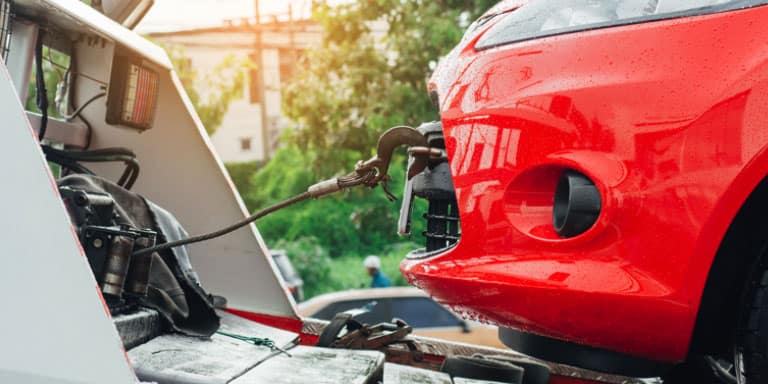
164, 44, 250, 135
325, 244, 412, 293
277, 237, 413, 299
242, 145, 426, 259
26, 46, 71, 118
282, 0, 495, 175
224, 160, 264, 207
274, 237, 333, 299
238, 0, 496, 298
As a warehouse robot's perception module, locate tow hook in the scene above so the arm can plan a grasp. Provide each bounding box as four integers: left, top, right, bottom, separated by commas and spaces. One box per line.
354, 126, 441, 201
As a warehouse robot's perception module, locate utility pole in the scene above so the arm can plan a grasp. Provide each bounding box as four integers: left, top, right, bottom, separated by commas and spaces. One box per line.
288, 2, 296, 77
254, 0, 270, 161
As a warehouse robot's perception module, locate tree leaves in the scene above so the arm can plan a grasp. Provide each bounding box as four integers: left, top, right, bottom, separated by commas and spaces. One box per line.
165, 44, 250, 135
238, 0, 495, 259
282, 0, 493, 176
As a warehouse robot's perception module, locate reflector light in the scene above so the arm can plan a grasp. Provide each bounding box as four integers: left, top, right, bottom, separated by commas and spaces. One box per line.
107, 55, 159, 131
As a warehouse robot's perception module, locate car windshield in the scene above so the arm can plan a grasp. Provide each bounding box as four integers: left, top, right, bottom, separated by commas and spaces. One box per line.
476, 0, 739, 48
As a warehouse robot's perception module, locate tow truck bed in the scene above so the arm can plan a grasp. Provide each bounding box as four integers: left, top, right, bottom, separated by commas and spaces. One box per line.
128, 311, 384, 384
119, 308, 645, 384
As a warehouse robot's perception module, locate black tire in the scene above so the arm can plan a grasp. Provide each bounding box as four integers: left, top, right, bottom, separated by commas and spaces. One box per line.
736, 263, 768, 383
441, 355, 524, 384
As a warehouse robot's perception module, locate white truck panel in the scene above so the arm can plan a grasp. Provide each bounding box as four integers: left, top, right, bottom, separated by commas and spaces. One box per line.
12, 0, 299, 319
12, 0, 170, 69
0, 60, 136, 384
83, 64, 299, 318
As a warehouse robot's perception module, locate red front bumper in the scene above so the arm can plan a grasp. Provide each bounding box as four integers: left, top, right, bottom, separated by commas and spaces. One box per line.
403, 5, 768, 363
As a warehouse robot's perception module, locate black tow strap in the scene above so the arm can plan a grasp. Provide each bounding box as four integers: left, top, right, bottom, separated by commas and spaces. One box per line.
315, 312, 355, 347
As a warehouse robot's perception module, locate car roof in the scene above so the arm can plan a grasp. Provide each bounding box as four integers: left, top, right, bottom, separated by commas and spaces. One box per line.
297, 287, 429, 314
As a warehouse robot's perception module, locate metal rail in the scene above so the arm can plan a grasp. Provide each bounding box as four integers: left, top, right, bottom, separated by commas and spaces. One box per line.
301, 318, 648, 384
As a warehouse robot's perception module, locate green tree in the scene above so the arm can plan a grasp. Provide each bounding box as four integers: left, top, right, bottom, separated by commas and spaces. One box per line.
245, 145, 414, 258
239, 1, 497, 296
26, 46, 71, 118
281, 0, 495, 176
165, 44, 249, 135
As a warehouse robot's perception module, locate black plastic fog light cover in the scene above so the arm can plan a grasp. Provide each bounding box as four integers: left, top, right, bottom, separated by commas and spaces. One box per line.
553, 170, 601, 238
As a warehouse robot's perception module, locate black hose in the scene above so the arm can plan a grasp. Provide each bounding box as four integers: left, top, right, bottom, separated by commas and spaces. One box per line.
63, 147, 136, 157
44, 151, 95, 175
133, 192, 312, 257
67, 50, 95, 150
64, 92, 106, 121
43, 146, 141, 189
61, 154, 138, 189
34, 31, 48, 141
116, 158, 140, 189
132, 168, 379, 257
78, 111, 95, 150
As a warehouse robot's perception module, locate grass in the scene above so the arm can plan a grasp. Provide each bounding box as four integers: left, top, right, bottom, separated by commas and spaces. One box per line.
326, 246, 411, 292
303, 242, 415, 300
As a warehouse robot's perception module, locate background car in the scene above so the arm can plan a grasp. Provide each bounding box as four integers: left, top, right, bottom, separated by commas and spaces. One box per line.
298, 287, 506, 348
270, 250, 304, 302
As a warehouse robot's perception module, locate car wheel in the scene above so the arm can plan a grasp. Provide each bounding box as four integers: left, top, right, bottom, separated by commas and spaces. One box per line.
735, 259, 768, 383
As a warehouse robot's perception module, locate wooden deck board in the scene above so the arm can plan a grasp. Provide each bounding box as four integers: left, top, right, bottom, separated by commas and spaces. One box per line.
383, 363, 452, 384
129, 311, 299, 382
233, 346, 385, 384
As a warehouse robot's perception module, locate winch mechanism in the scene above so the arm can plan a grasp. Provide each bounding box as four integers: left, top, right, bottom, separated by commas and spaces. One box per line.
53, 125, 446, 334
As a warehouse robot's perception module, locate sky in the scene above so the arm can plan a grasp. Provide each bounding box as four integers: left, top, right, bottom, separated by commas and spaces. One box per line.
136, 0, 314, 33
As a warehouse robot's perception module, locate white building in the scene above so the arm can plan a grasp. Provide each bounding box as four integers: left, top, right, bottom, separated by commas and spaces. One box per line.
150, 17, 322, 163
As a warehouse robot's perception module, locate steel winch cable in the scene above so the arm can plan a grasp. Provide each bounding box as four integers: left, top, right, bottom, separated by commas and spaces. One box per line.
132, 168, 378, 257
133, 125, 425, 257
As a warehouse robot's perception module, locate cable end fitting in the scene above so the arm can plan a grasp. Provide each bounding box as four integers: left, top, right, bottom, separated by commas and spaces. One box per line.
307, 178, 341, 198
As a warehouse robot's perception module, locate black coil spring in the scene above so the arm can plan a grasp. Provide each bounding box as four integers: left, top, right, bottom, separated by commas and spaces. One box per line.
423, 198, 460, 252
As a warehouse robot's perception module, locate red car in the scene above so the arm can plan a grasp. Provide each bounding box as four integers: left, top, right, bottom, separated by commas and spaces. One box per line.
399, 1, 768, 381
